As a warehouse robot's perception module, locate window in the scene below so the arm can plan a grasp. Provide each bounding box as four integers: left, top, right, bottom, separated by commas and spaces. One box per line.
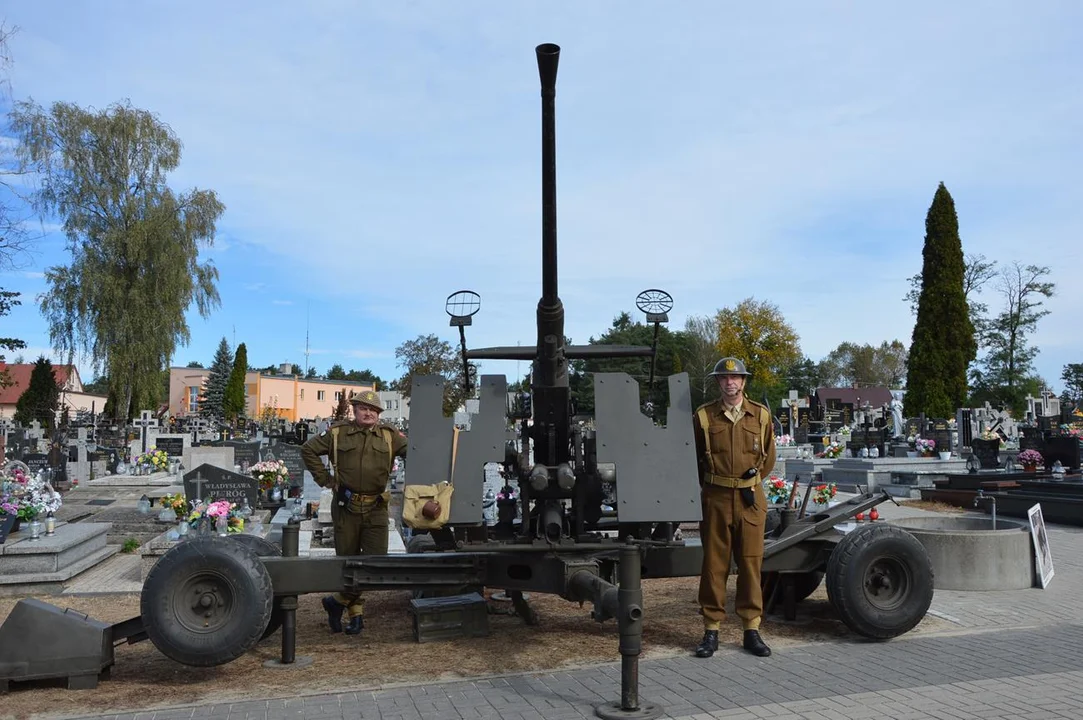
187, 386, 199, 412
300, 389, 305, 400
386, 400, 392, 410
335, 391, 342, 401
317, 390, 325, 401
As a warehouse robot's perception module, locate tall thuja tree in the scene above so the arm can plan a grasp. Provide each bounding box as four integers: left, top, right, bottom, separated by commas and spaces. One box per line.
223, 342, 248, 420
14, 356, 60, 428
904, 183, 976, 417
203, 337, 232, 422
10, 100, 223, 420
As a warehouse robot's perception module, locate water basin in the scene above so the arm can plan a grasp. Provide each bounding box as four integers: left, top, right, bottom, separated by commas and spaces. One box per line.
889, 515, 1034, 591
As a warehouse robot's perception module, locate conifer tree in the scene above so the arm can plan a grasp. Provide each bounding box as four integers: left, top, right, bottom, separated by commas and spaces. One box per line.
224, 342, 248, 420
203, 338, 232, 422
904, 183, 975, 417
333, 388, 350, 421
14, 356, 61, 429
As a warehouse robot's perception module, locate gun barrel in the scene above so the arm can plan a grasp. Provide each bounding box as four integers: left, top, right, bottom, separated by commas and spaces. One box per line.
537, 43, 560, 307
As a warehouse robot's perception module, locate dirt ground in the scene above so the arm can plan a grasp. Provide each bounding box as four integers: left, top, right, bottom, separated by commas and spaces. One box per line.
0, 576, 950, 720
897, 499, 966, 514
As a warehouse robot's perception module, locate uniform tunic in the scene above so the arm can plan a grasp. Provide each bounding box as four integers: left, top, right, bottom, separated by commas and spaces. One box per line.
302, 420, 408, 615
693, 397, 776, 631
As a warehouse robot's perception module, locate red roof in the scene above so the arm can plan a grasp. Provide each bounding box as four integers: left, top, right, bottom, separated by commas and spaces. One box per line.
0, 363, 77, 405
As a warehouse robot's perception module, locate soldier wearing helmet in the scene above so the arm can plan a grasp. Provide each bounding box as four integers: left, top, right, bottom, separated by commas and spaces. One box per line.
302, 388, 408, 635
692, 357, 776, 658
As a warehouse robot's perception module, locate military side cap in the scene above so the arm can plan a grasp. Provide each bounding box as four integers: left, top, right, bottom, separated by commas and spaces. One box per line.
349, 389, 383, 412
708, 357, 751, 377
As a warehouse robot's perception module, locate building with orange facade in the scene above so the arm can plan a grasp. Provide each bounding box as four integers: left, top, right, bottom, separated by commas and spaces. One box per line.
168, 365, 377, 422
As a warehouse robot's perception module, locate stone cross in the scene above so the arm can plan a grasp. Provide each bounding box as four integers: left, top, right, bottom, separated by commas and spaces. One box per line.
27, 420, 43, 450
189, 471, 208, 503
134, 410, 158, 453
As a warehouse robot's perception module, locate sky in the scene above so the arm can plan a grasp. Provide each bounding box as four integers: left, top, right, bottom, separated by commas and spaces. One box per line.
0, 1, 1080, 394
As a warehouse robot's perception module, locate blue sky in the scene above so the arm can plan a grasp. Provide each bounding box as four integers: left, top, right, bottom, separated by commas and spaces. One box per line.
0, 1, 1080, 393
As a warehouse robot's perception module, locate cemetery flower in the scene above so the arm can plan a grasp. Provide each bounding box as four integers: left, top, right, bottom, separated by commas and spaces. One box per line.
249, 460, 290, 491
159, 493, 187, 514
1017, 449, 1043, 466
915, 438, 936, 456
0, 466, 62, 522
811, 483, 838, 505
817, 442, 845, 459
186, 498, 245, 533
775, 434, 794, 447
136, 449, 169, 471
980, 430, 1000, 441
764, 476, 792, 504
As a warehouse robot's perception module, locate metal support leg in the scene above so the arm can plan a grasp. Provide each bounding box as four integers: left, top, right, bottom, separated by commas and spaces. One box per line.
264, 519, 313, 669
594, 540, 661, 720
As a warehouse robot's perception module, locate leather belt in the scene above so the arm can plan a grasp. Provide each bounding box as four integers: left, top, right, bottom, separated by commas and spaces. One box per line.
704, 474, 758, 489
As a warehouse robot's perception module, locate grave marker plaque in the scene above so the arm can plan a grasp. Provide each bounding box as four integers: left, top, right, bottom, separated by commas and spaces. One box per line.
156, 436, 185, 457
183, 463, 259, 508
23, 453, 48, 475
268, 443, 305, 489
930, 419, 952, 454
228, 441, 261, 468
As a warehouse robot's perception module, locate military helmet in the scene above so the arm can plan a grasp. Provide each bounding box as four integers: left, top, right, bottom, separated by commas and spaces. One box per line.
349, 389, 383, 412
708, 357, 751, 377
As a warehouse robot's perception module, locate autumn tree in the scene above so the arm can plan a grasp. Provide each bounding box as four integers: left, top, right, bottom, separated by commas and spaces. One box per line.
820, 341, 908, 388
969, 263, 1055, 413
14, 356, 60, 429
11, 99, 223, 419
224, 342, 248, 420
904, 183, 975, 417
393, 334, 475, 416
714, 298, 801, 405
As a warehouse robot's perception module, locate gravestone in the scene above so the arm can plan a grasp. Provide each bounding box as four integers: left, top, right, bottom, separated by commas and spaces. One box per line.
183, 463, 259, 508
267, 442, 306, 490
155, 434, 187, 458
227, 441, 261, 469
1043, 436, 1082, 471
23, 453, 49, 475
133, 410, 158, 454
970, 438, 1000, 469
930, 419, 953, 454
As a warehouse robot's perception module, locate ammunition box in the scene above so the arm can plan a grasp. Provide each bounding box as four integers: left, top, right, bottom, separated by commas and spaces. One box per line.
408, 593, 489, 643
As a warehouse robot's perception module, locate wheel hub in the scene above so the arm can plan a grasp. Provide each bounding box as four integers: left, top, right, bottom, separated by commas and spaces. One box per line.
174, 574, 234, 632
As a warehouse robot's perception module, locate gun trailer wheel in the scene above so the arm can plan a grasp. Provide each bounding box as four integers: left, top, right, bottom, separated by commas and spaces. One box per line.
826, 524, 934, 639
228, 533, 285, 640
141, 537, 273, 667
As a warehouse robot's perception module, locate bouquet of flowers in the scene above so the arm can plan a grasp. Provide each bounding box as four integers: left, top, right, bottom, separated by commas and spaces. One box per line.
186, 498, 245, 534
811, 483, 837, 505
817, 442, 845, 459
137, 449, 169, 472
775, 434, 794, 447
915, 438, 936, 456
980, 429, 1001, 441
249, 460, 290, 491
158, 493, 188, 514
1017, 449, 1043, 467
764, 475, 792, 505
0, 465, 63, 522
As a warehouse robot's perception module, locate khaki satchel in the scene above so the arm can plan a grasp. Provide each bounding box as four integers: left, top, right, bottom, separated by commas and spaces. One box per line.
403, 482, 454, 529
402, 427, 460, 530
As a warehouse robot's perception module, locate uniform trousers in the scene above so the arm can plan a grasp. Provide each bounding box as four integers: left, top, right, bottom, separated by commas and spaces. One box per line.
698, 483, 766, 631
330, 496, 389, 617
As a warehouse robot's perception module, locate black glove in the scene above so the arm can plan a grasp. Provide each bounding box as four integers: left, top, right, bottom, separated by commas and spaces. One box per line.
739, 468, 758, 509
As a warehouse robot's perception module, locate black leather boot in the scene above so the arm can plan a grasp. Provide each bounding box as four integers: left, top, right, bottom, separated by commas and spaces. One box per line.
743, 629, 771, 657
695, 630, 719, 658
321, 595, 345, 633
344, 614, 364, 636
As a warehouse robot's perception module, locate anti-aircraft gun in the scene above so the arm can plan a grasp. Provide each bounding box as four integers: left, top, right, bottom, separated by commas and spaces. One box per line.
0, 45, 933, 720
412, 43, 699, 551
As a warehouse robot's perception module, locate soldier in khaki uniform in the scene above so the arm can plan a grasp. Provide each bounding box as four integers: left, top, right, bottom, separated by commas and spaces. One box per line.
301, 389, 408, 634
692, 357, 776, 658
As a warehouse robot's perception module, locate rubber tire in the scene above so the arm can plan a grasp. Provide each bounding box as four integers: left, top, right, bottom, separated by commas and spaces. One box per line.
826, 523, 934, 640
141, 536, 273, 667
227, 534, 284, 640
765, 508, 781, 537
